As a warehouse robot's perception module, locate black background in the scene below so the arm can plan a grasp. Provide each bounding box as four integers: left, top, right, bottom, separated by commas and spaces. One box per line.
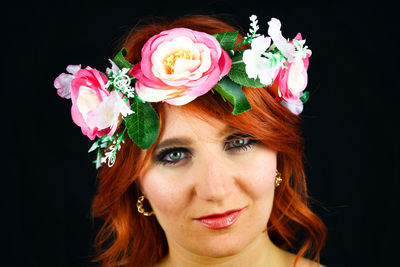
4, 1, 399, 266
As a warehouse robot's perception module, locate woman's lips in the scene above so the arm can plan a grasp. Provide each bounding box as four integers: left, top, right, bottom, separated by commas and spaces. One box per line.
195, 208, 246, 230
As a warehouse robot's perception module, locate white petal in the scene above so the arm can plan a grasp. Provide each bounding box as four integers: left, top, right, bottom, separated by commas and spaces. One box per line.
249, 14, 257, 21
267, 18, 295, 62
267, 18, 282, 38
66, 64, 81, 75
174, 58, 201, 74
115, 95, 134, 117
54, 73, 73, 99
258, 63, 274, 85
86, 91, 121, 129
164, 94, 197, 105
280, 100, 303, 115
88, 141, 99, 152
242, 50, 259, 79
251, 36, 271, 55
76, 86, 102, 122
136, 83, 181, 102
151, 36, 198, 78
287, 59, 307, 94
95, 153, 103, 169
106, 59, 121, 75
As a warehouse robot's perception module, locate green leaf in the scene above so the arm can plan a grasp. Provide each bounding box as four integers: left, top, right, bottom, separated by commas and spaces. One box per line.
124, 100, 160, 149
213, 77, 251, 115
230, 51, 243, 63
300, 91, 310, 104
212, 31, 238, 51
228, 53, 267, 88
112, 48, 133, 70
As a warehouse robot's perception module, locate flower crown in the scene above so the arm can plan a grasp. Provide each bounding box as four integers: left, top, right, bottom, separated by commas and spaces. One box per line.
54, 15, 311, 168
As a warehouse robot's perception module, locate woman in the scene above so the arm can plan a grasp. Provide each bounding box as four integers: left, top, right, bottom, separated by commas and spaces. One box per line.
55, 14, 326, 266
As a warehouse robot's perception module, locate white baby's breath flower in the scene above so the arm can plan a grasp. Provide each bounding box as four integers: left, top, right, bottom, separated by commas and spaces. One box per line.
125, 88, 136, 98
249, 15, 259, 34
246, 14, 261, 39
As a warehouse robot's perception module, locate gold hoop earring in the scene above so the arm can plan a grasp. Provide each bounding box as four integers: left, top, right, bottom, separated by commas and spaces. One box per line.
275, 170, 283, 188
136, 195, 154, 216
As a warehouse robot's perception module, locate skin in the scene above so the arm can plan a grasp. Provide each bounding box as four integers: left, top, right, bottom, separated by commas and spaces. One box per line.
138, 105, 321, 267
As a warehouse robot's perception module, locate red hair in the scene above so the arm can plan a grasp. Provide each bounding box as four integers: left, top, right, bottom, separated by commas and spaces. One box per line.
91, 15, 326, 267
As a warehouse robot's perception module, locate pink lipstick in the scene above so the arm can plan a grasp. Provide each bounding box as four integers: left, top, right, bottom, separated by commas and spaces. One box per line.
195, 208, 245, 230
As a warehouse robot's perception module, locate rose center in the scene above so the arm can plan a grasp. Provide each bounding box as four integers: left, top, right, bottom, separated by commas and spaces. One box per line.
163, 49, 196, 74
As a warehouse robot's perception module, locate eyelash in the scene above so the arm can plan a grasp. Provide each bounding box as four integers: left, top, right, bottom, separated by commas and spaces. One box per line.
224, 138, 256, 152
155, 136, 257, 166
155, 147, 191, 166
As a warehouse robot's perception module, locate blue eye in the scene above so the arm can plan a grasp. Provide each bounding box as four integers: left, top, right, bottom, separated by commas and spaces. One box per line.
167, 151, 183, 161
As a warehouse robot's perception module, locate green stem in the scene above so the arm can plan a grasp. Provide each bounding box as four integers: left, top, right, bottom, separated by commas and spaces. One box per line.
231, 60, 244, 65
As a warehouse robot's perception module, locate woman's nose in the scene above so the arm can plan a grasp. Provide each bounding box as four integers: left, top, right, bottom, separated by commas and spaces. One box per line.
194, 156, 234, 202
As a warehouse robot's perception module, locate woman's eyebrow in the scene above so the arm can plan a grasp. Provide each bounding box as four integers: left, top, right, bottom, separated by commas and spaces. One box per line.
155, 126, 240, 150
218, 126, 241, 137
155, 137, 193, 151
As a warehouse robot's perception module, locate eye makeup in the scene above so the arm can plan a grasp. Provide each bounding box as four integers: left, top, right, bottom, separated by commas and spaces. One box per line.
155, 147, 191, 166
154, 132, 259, 166
224, 133, 258, 152
225, 138, 257, 152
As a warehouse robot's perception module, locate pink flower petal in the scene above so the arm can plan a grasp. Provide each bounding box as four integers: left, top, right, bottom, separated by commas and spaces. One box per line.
66, 64, 81, 75
54, 73, 73, 99
132, 27, 231, 104
219, 50, 232, 77
184, 67, 220, 97
69, 67, 112, 139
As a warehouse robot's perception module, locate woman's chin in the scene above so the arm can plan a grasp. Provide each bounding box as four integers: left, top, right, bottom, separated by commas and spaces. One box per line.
182, 236, 249, 259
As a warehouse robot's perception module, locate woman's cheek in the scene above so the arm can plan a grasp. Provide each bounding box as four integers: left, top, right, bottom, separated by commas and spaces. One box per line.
237, 148, 277, 197
140, 169, 190, 219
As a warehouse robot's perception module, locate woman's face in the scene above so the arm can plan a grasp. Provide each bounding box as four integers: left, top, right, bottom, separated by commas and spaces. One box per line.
138, 105, 277, 258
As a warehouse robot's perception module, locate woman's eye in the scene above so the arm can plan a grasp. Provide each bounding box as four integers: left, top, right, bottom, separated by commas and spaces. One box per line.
225, 138, 256, 151
156, 148, 190, 166
167, 151, 183, 161
231, 139, 245, 147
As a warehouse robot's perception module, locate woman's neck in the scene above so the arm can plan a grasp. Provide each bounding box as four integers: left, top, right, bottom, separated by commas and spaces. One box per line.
156, 233, 293, 267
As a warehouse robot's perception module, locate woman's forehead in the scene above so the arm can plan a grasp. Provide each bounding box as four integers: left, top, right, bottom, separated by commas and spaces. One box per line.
160, 105, 235, 141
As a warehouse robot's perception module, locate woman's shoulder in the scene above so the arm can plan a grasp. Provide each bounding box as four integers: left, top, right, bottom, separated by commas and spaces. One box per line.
292, 256, 326, 267
280, 249, 325, 267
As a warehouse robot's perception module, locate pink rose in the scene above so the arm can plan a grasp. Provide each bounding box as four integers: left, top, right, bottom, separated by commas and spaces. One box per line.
69, 67, 133, 140
272, 33, 311, 114
129, 28, 232, 105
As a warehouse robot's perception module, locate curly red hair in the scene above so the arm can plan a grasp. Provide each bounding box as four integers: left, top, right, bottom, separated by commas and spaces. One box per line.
91, 15, 326, 267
